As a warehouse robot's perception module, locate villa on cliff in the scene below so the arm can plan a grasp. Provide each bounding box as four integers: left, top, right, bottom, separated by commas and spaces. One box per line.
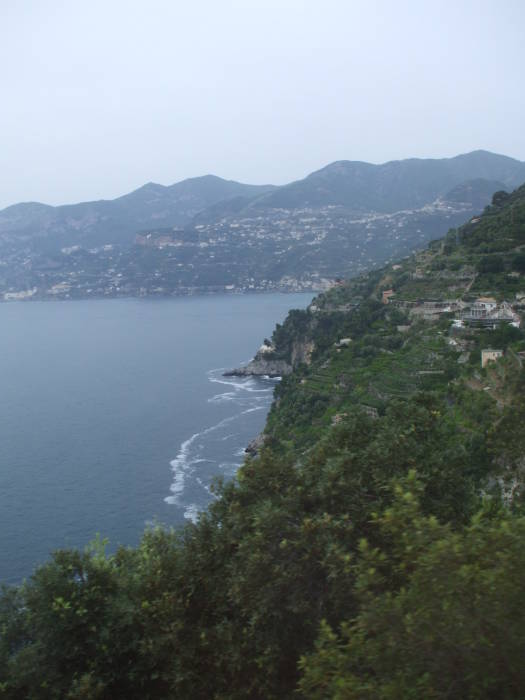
461, 298, 521, 327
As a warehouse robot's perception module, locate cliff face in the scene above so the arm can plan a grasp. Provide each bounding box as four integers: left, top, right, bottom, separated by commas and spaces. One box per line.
224, 337, 315, 378
223, 356, 292, 378
291, 339, 315, 366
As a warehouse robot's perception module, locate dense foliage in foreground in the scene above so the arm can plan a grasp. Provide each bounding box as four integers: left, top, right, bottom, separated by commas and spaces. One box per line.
300, 474, 525, 700
2, 185, 525, 698
0, 396, 521, 699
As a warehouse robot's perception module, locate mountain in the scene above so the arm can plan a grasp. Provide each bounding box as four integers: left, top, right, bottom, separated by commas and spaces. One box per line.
3, 174, 525, 699
441, 177, 508, 210
240, 150, 525, 212
0, 175, 276, 251
1, 151, 524, 301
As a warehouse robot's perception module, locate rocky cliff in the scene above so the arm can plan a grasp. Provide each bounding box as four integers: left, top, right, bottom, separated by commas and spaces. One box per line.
224, 336, 315, 378
224, 343, 293, 377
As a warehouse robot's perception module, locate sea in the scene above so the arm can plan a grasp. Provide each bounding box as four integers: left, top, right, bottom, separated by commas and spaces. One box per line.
0, 293, 312, 585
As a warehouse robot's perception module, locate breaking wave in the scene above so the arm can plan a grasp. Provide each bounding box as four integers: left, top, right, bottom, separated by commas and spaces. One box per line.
165, 368, 277, 522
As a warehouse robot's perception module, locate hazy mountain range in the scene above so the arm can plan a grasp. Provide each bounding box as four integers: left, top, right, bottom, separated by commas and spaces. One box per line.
1, 150, 524, 300
0, 177, 276, 251
250, 149, 525, 211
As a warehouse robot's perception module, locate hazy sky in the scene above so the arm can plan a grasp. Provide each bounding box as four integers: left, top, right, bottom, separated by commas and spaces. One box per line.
1, 0, 524, 209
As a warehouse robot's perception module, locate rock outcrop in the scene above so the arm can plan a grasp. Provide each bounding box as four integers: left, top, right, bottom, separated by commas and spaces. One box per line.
224, 342, 293, 378
224, 337, 315, 378
291, 339, 315, 366
245, 432, 267, 456
224, 357, 292, 378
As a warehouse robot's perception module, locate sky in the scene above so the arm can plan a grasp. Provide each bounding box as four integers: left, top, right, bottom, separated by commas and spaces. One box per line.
1, 0, 524, 209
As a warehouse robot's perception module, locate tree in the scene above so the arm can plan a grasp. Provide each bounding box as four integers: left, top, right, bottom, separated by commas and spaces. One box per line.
512, 253, 525, 273
300, 474, 525, 700
477, 255, 504, 273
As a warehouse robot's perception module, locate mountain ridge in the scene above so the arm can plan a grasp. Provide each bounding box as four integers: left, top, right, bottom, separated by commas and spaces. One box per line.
1, 150, 525, 300
0, 175, 277, 249
246, 150, 525, 212
2, 150, 524, 235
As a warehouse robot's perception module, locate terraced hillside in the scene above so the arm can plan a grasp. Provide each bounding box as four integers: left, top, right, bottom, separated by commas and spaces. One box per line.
257, 184, 525, 453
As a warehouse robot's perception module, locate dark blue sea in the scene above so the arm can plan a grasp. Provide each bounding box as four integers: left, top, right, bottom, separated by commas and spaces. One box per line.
0, 293, 311, 584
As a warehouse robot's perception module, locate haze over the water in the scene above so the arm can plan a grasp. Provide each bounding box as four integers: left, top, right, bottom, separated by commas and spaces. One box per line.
1, 0, 524, 210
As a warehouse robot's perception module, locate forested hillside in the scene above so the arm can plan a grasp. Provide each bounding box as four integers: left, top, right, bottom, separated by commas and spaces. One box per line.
2, 186, 525, 698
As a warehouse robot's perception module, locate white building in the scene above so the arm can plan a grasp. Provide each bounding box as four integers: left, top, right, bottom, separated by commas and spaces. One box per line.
481, 348, 503, 368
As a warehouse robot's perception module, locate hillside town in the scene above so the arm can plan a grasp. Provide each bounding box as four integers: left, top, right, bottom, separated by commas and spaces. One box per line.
0, 197, 478, 302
